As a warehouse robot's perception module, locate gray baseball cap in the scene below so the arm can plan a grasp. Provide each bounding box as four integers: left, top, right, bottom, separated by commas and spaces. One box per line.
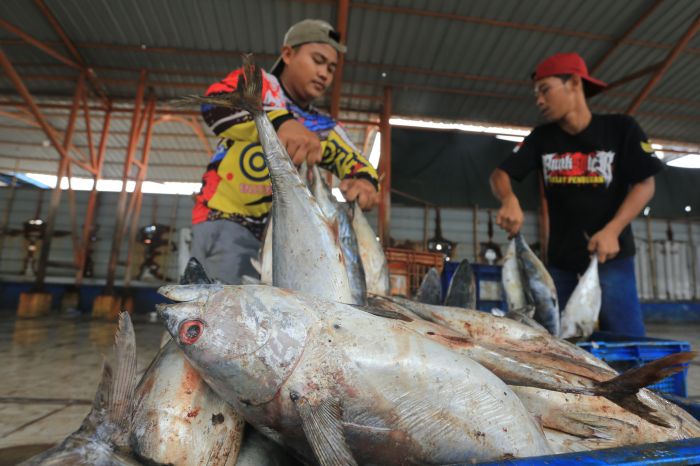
270, 19, 346, 75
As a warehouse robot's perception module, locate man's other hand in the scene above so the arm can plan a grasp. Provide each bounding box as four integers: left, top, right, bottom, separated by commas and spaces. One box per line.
496, 195, 524, 236
588, 227, 620, 264
277, 119, 323, 166
339, 178, 378, 210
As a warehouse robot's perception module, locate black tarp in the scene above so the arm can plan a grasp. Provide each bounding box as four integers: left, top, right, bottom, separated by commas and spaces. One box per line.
391, 127, 700, 218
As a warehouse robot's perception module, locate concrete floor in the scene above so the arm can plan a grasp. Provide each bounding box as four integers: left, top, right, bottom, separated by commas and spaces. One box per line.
0, 311, 698, 463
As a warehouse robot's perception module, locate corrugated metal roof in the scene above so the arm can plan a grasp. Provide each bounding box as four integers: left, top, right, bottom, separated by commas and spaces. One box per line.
1, 0, 700, 185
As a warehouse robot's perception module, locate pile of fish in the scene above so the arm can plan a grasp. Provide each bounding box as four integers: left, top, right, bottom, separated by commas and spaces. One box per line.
23, 57, 700, 465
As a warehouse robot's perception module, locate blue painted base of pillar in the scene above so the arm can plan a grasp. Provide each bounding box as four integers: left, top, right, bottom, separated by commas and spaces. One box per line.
0, 280, 167, 314
642, 301, 700, 323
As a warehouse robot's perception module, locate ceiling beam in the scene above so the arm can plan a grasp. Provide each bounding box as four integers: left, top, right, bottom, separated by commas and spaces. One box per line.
627, 13, 700, 115
590, 0, 663, 74
9, 60, 700, 111
32, 0, 110, 107
603, 62, 662, 91
0, 19, 80, 69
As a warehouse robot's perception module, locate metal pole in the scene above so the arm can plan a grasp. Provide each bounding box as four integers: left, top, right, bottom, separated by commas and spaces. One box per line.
77, 109, 111, 284
330, 0, 350, 119
538, 174, 549, 263
378, 86, 392, 246
688, 218, 697, 299
33, 72, 85, 288
124, 97, 156, 286
65, 162, 81, 269
472, 204, 478, 262
0, 159, 20, 269
105, 70, 147, 294
422, 205, 429, 250
646, 215, 658, 299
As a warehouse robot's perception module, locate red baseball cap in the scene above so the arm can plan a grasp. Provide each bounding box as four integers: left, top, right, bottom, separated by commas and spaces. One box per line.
532, 53, 607, 97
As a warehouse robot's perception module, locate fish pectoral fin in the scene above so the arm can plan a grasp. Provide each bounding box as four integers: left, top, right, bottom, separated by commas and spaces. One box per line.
560, 412, 633, 440
290, 391, 358, 466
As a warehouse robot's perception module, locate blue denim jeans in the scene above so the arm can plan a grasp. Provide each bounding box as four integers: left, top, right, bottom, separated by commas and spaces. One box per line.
548, 256, 645, 337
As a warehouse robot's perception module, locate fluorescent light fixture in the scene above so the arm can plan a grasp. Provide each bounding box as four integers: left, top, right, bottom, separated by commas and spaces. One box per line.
495, 135, 524, 143
651, 143, 665, 160
389, 117, 530, 137
22, 173, 201, 195
667, 154, 700, 169
368, 132, 381, 169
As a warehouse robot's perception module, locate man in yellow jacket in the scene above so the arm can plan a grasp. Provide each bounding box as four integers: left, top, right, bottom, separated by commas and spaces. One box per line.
192, 19, 379, 284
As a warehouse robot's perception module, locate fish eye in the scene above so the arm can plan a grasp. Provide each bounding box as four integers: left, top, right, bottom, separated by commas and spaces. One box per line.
179, 320, 204, 345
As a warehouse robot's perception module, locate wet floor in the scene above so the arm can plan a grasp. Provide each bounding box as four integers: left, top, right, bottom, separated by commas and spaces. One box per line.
0, 310, 698, 464
0, 310, 163, 464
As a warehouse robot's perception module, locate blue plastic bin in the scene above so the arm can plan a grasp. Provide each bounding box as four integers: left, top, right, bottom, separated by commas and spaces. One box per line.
441, 262, 506, 311
472, 264, 506, 312
577, 331, 691, 397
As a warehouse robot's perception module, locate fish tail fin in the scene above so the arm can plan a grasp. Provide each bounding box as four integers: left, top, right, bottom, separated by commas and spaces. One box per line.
175, 54, 263, 115
236, 54, 264, 114
595, 351, 695, 427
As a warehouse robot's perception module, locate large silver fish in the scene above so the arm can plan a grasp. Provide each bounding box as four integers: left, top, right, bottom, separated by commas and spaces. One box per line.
158, 284, 552, 465
502, 239, 527, 313
382, 295, 612, 371
376, 295, 698, 427
131, 257, 246, 466
444, 259, 476, 308
186, 58, 351, 303
559, 256, 601, 340
20, 313, 141, 466
351, 202, 390, 296
309, 165, 367, 305
513, 385, 700, 452
131, 339, 245, 466
514, 234, 560, 336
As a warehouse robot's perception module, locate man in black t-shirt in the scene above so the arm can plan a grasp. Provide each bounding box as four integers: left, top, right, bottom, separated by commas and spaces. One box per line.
490, 53, 663, 336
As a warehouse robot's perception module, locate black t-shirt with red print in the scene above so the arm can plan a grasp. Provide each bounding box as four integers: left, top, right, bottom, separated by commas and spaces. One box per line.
500, 114, 663, 273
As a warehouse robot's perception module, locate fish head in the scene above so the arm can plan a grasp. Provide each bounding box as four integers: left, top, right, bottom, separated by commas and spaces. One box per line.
157, 284, 311, 406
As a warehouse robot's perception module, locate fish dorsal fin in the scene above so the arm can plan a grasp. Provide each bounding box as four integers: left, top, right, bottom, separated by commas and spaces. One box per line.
415, 267, 442, 305
106, 312, 138, 446
290, 392, 358, 466
181, 257, 215, 284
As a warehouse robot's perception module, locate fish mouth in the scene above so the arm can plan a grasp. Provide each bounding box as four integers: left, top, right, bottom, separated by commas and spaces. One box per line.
158, 284, 219, 303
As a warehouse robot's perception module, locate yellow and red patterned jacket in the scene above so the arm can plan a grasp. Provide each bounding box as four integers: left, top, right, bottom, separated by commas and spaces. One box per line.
193, 68, 378, 239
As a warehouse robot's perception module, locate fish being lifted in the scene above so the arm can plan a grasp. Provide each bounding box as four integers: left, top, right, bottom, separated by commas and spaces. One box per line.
559, 255, 601, 340
181, 56, 351, 304
20, 313, 141, 466
158, 283, 552, 466
514, 233, 560, 336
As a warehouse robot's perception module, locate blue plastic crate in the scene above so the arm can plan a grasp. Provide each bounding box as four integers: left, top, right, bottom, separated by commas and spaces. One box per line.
577, 331, 691, 397
472, 264, 506, 312
440, 263, 507, 311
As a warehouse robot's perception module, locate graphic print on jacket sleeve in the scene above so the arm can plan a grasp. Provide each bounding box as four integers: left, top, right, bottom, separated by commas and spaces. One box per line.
542, 151, 615, 187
